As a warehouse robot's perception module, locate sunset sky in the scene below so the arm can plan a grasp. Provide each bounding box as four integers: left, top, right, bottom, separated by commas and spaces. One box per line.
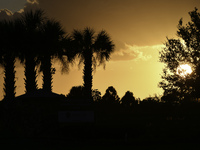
0, 0, 200, 100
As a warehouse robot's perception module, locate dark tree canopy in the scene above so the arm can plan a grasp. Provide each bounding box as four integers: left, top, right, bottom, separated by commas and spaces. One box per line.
101, 86, 120, 104
66, 86, 85, 100
92, 89, 101, 102
159, 8, 200, 101
66, 86, 102, 102
121, 91, 136, 106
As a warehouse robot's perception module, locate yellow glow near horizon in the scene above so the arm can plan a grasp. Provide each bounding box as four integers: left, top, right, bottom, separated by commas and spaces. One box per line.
177, 64, 192, 77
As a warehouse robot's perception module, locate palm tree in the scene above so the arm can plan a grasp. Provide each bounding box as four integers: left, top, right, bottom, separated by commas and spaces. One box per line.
71, 27, 115, 101
0, 20, 18, 101
19, 9, 46, 93
39, 19, 73, 93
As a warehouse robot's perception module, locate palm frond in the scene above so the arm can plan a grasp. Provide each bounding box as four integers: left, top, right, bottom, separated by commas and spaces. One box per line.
93, 30, 115, 68
57, 55, 70, 74
22, 9, 46, 28
92, 55, 97, 72
83, 27, 95, 49
77, 54, 85, 70
62, 34, 76, 63
71, 29, 84, 52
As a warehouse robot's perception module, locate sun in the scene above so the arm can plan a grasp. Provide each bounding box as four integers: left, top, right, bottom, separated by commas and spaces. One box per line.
176, 64, 192, 77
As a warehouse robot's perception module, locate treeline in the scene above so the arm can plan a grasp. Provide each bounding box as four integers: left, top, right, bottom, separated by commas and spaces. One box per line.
2, 85, 200, 140
66, 85, 200, 107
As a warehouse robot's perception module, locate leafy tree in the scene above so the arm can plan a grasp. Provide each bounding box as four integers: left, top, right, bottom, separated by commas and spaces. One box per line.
66, 86, 85, 100
92, 89, 101, 102
159, 8, 200, 101
141, 95, 160, 105
121, 91, 136, 107
161, 90, 179, 104
67, 86, 101, 102
101, 86, 120, 104
0, 20, 18, 101
71, 27, 114, 101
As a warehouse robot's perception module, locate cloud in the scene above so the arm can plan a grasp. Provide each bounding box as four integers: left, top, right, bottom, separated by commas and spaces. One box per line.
0, 9, 13, 20
0, 0, 39, 20
19, 0, 39, 13
27, 0, 39, 4
111, 43, 153, 61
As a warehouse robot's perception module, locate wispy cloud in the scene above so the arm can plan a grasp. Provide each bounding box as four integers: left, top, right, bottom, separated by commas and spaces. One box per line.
111, 43, 154, 61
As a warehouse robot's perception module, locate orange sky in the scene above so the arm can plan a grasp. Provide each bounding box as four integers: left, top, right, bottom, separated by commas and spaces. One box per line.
0, 0, 200, 100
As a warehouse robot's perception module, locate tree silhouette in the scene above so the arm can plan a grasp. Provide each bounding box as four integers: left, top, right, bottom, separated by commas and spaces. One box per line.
39, 19, 71, 93
67, 86, 102, 102
161, 90, 179, 104
101, 86, 120, 104
66, 86, 85, 100
159, 8, 200, 101
92, 89, 101, 102
121, 91, 136, 107
19, 9, 46, 93
71, 27, 114, 101
0, 20, 17, 101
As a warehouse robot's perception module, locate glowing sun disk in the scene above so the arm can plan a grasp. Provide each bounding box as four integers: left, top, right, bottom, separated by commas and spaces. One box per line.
177, 64, 192, 77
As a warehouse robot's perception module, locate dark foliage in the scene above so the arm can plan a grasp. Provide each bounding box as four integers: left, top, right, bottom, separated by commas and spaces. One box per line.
161, 89, 181, 104
66, 86, 85, 100
159, 8, 200, 102
66, 85, 102, 102
92, 89, 101, 102
101, 86, 120, 105
121, 91, 136, 107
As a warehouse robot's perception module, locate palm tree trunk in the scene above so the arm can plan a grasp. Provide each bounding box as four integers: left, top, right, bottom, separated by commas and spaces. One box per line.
3, 55, 16, 101
42, 55, 53, 93
24, 55, 38, 93
83, 50, 93, 102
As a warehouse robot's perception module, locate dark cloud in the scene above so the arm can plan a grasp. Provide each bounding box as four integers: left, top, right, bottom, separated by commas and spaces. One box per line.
0, 9, 13, 20
0, 0, 27, 12
23, 0, 39, 12
0, 0, 39, 20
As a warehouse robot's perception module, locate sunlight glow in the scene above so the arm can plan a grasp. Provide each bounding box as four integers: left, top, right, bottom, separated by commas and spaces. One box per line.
177, 64, 192, 77
180, 39, 186, 47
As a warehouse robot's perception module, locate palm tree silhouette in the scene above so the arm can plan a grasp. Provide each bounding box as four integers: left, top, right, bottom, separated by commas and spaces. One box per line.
0, 20, 18, 101
71, 27, 114, 101
38, 19, 73, 93
19, 9, 46, 93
